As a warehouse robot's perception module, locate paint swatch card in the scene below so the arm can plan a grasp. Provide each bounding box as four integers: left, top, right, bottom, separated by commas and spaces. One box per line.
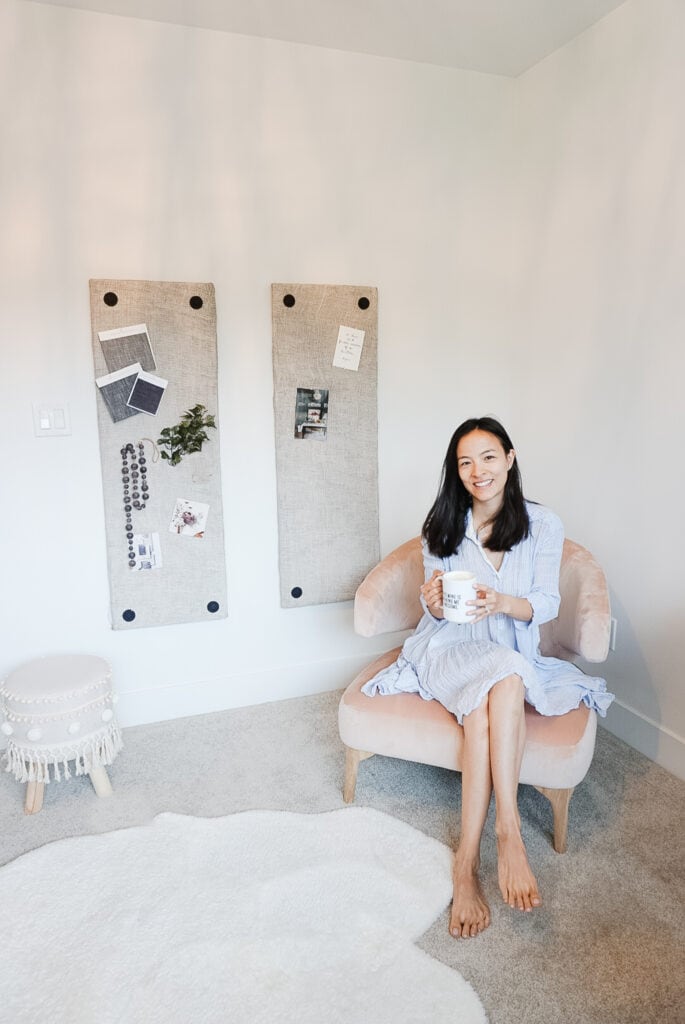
127, 370, 168, 415
98, 324, 156, 373
96, 363, 142, 422
332, 325, 365, 372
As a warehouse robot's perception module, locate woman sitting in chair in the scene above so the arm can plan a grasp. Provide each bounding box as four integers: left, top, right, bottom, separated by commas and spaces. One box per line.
362, 417, 613, 938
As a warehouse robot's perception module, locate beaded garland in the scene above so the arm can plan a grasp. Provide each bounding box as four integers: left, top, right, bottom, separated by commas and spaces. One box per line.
121, 440, 150, 567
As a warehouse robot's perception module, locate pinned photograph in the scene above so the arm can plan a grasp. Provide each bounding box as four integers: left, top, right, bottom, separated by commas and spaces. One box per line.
98, 324, 156, 374
96, 363, 142, 423
131, 533, 163, 571
169, 498, 209, 539
294, 387, 329, 440
127, 369, 168, 416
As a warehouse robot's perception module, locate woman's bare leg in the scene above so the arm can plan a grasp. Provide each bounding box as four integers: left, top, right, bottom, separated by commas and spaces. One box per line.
450, 698, 493, 938
488, 675, 541, 912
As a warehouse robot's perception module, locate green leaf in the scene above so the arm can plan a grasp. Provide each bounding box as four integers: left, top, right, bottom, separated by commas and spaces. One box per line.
158, 404, 217, 466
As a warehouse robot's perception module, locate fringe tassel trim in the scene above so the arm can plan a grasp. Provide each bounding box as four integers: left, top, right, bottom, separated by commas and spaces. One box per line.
2, 722, 123, 784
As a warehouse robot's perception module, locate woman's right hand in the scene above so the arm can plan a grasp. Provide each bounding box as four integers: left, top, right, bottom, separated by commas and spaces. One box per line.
420, 569, 444, 619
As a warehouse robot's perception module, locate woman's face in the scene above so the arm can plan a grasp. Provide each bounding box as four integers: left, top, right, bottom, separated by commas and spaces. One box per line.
456, 429, 515, 508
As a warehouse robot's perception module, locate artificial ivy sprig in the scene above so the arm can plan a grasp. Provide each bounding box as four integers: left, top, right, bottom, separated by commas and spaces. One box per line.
157, 404, 216, 466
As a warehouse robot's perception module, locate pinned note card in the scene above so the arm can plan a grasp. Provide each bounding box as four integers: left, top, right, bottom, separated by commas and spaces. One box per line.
332, 325, 365, 372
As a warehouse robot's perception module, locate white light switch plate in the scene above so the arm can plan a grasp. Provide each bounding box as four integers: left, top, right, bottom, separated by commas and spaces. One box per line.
32, 402, 71, 437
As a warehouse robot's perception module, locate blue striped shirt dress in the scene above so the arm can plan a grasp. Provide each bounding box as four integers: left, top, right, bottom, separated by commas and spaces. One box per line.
361, 503, 615, 723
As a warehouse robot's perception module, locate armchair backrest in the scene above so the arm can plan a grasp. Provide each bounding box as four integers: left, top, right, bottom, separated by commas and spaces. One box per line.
354, 536, 610, 664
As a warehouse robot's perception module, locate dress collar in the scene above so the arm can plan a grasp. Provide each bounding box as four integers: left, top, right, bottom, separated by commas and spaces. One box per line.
464, 507, 479, 544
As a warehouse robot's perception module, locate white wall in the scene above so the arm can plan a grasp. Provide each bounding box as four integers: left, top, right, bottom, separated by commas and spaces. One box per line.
1, 0, 683, 780
0, 0, 513, 727
510, 0, 685, 776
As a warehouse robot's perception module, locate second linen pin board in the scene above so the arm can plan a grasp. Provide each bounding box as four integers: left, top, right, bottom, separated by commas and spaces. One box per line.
272, 283, 380, 608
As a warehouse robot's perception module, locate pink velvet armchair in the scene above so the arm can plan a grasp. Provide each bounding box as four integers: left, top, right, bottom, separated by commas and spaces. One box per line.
338, 537, 611, 853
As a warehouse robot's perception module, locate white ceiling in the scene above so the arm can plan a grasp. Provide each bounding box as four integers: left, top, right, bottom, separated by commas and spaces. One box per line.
31, 0, 628, 77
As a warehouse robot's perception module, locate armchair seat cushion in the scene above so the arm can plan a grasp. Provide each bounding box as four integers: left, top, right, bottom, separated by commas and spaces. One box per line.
339, 649, 597, 790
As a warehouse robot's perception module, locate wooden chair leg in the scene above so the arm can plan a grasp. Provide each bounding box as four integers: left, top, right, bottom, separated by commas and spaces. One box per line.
24, 781, 45, 815
535, 785, 573, 853
89, 765, 113, 798
343, 747, 374, 803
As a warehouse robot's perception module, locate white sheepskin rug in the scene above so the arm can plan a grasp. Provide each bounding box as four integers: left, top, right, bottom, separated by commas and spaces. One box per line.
0, 807, 487, 1023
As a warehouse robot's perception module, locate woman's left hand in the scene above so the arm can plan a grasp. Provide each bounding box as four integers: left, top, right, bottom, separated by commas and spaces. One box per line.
468, 584, 504, 622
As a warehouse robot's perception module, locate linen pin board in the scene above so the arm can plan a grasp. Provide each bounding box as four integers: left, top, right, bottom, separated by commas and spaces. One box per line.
90, 279, 227, 629
272, 284, 380, 608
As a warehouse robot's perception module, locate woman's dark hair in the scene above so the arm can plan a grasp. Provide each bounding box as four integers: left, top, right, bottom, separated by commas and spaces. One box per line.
422, 417, 529, 557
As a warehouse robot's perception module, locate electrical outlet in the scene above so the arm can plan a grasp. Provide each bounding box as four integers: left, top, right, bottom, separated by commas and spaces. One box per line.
609, 618, 618, 652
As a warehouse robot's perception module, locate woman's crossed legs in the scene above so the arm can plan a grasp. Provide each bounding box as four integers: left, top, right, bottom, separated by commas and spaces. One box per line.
450, 674, 542, 938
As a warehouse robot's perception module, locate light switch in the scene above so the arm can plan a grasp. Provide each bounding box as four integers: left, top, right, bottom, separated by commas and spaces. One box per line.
33, 402, 71, 437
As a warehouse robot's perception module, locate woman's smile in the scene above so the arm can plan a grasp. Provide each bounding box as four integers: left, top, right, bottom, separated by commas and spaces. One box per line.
456, 429, 514, 509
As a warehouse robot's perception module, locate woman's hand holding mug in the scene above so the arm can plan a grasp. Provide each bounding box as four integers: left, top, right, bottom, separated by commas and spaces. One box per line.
420, 569, 445, 618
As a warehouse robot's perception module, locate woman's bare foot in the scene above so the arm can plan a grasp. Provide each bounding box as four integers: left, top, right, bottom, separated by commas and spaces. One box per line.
450, 859, 491, 938
496, 831, 542, 911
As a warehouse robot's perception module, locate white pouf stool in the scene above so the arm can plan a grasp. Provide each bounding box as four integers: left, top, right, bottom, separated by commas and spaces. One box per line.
1, 654, 122, 814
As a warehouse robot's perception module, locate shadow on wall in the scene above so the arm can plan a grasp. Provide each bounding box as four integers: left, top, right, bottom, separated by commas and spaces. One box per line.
582, 588, 662, 765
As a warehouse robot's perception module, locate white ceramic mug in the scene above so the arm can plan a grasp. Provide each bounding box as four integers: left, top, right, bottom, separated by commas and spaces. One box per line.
441, 570, 476, 623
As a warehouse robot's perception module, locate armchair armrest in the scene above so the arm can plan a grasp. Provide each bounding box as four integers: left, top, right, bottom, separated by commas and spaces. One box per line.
539, 540, 611, 663
355, 536, 611, 664
354, 537, 424, 637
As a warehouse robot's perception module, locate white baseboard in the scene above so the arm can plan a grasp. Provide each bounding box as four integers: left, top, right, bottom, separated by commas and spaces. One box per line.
5, 655, 683, 785
111, 650, 389, 731
602, 698, 685, 782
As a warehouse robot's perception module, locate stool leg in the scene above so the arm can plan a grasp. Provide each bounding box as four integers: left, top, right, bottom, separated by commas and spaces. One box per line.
89, 765, 113, 798
24, 781, 45, 815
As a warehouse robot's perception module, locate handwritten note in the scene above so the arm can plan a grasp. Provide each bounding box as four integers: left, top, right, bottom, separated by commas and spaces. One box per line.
332, 325, 365, 372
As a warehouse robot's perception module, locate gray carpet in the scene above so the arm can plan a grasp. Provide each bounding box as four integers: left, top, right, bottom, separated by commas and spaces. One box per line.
2, 690, 683, 1024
